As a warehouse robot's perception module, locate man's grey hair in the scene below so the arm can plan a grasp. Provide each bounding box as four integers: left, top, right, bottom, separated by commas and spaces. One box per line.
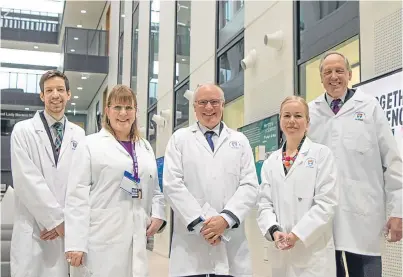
193, 83, 225, 101
319, 51, 351, 73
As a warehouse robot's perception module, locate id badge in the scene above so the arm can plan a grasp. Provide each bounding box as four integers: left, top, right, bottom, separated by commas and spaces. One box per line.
120, 171, 142, 199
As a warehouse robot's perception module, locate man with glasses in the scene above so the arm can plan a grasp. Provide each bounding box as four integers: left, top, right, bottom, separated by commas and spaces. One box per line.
308, 52, 402, 277
163, 83, 258, 277
10, 70, 85, 277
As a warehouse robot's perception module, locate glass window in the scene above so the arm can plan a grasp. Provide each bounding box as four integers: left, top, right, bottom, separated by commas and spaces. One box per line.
298, 1, 358, 62
147, 106, 158, 153
131, 3, 140, 90
117, 34, 123, 84
148, 0, 160, 107
175, 1, 191, 85
299, 36, 360, 102
174, 82, 189, 128
119, 0, 125, 35
217, 39, 244, 103
217, 0, 244, 49
223, 95, 244, 130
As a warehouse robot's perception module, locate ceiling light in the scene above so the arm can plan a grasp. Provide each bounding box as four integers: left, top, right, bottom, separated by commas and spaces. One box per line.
71, 49, 75, 52
74, 96, 79, 99
74, 37, 79, 40
81, 10, 87, 14
77, 24, 82, 28
181, 58, 186, 62
81, 76, 87, 80
71, 103, 76, 106
67, 110, 72, 113
25, 108, 29, 110
77, 87, 83, 90
121, 14, 125, 18
33, 45, 39, 49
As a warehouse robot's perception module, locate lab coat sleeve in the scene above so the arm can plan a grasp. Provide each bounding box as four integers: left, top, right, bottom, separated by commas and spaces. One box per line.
10, 123, 64, 231
256, 159, 279, 242
163, 132, 203, 229
292, 147, 338, 248
222, 136, 259, 228
374, 103, 403, 218
64, 139, 92, 253
145, 140, 166, 222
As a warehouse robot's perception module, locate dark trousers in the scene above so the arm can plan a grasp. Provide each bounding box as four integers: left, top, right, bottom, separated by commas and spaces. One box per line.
336, 250, 382, 277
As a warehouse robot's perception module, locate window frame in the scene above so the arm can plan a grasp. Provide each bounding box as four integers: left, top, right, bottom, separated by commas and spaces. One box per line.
172, 80, 190, 131
130, 1, 140, 90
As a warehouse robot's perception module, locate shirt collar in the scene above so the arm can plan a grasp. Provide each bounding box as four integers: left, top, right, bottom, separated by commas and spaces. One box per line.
44, 110, 65, 128
325, 89, 348, 106
197, 122, 221, 137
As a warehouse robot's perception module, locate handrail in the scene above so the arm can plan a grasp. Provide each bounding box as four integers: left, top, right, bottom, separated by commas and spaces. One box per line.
1, 8, 59, 18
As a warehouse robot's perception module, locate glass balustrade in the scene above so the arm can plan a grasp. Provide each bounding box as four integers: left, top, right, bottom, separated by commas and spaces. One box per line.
0, 8, 60, 32
0, 71, 41, 94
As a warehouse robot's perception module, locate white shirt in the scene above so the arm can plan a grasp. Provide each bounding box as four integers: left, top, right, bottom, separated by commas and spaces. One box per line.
325, 89, 348, 106
197, 121, 236, 228
43, 110, 65, 144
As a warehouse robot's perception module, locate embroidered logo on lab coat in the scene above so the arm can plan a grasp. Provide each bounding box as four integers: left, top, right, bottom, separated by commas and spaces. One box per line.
354, 111, 365, 121
305, 158, 315, 168
71, 140, 78, 150
229, 141, 241, 149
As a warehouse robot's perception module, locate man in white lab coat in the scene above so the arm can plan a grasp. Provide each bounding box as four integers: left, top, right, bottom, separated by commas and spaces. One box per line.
10, 70, 85, 277
163, 84, 258, 277
308, 52, 402, 277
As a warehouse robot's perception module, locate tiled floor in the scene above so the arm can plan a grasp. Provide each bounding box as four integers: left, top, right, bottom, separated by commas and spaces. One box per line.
148, 251, 169, 277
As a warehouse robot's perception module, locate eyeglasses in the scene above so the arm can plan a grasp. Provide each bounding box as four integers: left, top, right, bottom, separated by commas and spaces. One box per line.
194, 99, 222, 107
109, 105, 136, 113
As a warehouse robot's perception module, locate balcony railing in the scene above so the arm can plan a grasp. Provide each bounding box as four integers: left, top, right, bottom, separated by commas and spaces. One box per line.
0, 8, 59, 33
0, 71, 41, 94
63, 27, 108, 57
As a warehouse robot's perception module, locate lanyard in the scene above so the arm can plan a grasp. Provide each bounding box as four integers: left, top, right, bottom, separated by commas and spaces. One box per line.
119, 141, 140, 183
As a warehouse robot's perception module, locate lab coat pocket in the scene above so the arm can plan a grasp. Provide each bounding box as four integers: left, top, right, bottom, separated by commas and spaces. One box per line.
89, 207, 123, 244
343, 121, 371, 153
340, 179, 372, 216
293, 189, 314, 224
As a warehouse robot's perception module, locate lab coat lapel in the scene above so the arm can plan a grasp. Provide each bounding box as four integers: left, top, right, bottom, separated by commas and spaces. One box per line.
284, 138, 311, 180
99, 128, 128, 156
190, 123, 214, 154
336, 88, 364, 117
213, 124, 230, 155
57, 120, 73, 161
32, 111, 55, 164
274, 151, 285, 179
313, 94, 334, 118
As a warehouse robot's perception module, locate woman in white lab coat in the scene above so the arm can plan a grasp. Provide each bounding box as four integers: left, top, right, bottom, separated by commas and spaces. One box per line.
256, 96, 338, 277
64, 85, 166, 277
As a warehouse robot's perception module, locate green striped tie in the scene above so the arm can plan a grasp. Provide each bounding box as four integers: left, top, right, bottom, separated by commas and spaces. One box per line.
53, 122, 63, 151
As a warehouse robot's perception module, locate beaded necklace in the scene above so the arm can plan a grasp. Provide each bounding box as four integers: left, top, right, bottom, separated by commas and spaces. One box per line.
282, 136, 306, 175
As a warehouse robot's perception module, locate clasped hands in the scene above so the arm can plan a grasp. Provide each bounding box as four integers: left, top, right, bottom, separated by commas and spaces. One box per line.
273, 231, 299, 250
40, 222, 65, 241
200, 215, 228, 246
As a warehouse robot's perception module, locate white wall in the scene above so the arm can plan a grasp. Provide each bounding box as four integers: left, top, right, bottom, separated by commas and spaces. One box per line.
107, 0, 119, 90
122, 0, 133, 86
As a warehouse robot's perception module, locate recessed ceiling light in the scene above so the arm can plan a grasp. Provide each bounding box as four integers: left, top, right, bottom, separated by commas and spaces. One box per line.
71, 103, 76, 106
33, 45, 39, 49
81, 10, 87, 14
121, 14, 125, 18
74, 37, 79, 40
25, 108, 30, 110
67, 110, 72, 112
77, 87, 83, 90
77, 24, 82, 28
71, 49, 75, 52
81, 76, 87, 80
181, 58, 186, 62
74, 96, 79, 99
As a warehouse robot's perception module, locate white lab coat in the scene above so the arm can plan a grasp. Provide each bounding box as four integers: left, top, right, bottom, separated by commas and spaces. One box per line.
163, 122, 258, 277
257, 138, 338, 277
308, 88, 402, 255
10, 111, 85, 277
64, 129, 166, 277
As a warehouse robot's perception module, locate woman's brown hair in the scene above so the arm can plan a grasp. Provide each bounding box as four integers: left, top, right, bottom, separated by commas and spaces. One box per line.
102, 85, 140, 141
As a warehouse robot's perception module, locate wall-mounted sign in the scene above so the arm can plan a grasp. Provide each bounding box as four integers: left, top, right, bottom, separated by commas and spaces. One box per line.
238, 114, 281, 184
1, 110, 36, 120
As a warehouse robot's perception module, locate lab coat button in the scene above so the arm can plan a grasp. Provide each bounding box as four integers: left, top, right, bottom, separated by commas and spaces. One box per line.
298, 197, 302, 201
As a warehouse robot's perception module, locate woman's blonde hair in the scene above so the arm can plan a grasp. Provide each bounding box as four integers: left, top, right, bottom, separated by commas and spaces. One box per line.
103, 85, 140, 141
280, 96, 310, 123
